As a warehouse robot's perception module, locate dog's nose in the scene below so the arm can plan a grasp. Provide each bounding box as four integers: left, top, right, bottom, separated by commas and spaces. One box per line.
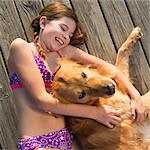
107, 84, 115, 95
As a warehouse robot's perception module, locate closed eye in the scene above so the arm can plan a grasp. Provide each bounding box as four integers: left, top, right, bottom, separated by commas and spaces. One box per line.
60, 26, 66, 31
60, 24, 68, 31
60, 24, 73, 38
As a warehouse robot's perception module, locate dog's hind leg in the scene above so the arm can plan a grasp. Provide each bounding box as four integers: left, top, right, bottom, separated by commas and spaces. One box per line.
115, 27, 143, 79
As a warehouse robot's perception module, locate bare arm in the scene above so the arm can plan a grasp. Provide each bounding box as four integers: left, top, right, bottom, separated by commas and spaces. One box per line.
65, 45, 144, 123
9, 38, 120, 128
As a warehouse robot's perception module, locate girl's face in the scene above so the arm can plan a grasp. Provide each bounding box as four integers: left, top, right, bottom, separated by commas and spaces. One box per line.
39, 16, 76, 52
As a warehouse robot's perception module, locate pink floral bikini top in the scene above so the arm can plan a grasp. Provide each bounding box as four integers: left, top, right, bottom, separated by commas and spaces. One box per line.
9, 51, 62, 90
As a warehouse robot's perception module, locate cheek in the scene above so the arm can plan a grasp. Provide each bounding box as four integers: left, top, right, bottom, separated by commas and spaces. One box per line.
45, 26, 61, 37
47, 30, 59, 38
46, 31, 59, 47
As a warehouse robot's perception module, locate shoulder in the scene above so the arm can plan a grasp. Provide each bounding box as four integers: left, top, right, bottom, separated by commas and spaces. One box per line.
8, 38, 34, 67
9, 38, 33, 57
10, 38, 29, 51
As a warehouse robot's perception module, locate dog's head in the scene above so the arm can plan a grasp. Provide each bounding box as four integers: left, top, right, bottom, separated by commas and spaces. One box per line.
52, 59, 116, 104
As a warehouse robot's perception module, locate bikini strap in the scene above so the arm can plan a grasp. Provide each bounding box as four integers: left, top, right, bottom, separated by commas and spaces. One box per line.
56, 50, 63, 58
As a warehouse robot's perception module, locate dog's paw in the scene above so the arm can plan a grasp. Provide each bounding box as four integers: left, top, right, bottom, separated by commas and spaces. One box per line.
132, 27, 143, 39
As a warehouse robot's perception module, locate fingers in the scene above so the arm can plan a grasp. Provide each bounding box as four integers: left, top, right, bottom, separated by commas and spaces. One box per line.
105, 123, 114, 128
105, 117, 121, 128
135, 112, 145, 124
109, 115, 121, 126
135, 113, 140, 123
105, 112, 121, 128
131, 108, 136, 121
100, 105, 122, 128
112, 115, 122, 123
131, 108, 145, 124
113, 110, 121, 117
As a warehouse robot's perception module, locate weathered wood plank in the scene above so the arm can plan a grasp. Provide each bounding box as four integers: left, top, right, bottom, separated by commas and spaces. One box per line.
0, 0, 149, 149
0, 51, 18, 150
0, 0, 26, 149
0, 0, 26, 62
43, 0, 71, 7
125, 0, 150, 64
99, 0, 150, 94
14, 0, 44, 42
71, 0, 117, 63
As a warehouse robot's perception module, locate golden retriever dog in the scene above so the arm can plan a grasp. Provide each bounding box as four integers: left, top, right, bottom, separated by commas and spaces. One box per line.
51, 27, 150, 150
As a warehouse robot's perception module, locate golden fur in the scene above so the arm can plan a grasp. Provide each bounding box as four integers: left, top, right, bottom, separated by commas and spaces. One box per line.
51, 27, 150, 150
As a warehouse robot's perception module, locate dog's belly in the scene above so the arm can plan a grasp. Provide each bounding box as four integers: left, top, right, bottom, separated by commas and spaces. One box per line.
69, 118, 150, 150
133, 120, 150, 140
67, 91, 150, 150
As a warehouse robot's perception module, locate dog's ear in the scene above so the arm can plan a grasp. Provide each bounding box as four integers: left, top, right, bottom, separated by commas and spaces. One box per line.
52, 84, 75, 104
51, 82, 67, 102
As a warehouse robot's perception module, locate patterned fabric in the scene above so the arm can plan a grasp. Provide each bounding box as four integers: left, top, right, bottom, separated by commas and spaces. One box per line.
34, 54, 54, 85
18, 128, 73, 150
9, 73, 23, 89
9, 54, 54, 89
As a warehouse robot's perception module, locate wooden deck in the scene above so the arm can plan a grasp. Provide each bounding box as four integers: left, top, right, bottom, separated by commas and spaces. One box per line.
0, 0, 149, 149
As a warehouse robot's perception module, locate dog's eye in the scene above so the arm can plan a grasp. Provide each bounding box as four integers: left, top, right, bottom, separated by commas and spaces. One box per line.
81, 72, 87, 78
79, 90, 86, 99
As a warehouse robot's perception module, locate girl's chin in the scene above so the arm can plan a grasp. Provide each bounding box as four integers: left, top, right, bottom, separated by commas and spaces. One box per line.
52, 47, 60, 51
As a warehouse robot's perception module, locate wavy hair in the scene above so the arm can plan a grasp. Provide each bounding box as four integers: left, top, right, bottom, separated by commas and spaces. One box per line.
31, 2, 85, 46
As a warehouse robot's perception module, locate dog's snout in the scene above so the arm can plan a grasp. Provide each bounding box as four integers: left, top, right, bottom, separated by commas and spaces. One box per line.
107, 84, 115, 95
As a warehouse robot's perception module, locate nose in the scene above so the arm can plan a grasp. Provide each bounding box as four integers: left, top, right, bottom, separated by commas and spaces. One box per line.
63, 32, 69, 39
106, 84, 115, 95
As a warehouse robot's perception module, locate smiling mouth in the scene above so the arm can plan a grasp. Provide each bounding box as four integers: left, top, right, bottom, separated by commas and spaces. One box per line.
55, 37, 64, 45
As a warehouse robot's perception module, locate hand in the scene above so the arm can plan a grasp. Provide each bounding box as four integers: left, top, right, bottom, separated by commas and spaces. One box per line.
95, 105, 121, 128
130, 96, 145, 124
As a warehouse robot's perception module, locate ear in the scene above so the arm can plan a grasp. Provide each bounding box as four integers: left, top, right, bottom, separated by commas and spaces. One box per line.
39, 16, 48, 30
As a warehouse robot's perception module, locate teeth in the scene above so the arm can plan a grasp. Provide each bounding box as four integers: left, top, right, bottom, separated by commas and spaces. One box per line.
55, 37, 64, 45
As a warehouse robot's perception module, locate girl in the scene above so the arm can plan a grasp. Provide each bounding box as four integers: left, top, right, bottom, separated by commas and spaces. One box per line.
8, 2, 144, 150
